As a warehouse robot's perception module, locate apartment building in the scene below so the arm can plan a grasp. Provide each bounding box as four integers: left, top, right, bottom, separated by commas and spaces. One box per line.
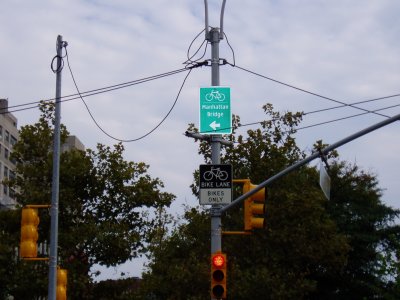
0, 99, 85, 210
62, 135, 85, 152
0, 99, 18, 210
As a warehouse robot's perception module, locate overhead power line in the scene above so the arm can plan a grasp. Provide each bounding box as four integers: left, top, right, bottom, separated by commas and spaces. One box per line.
198, 101, 400, 135
65, 47, 196, 142
305, 93, 400, 115
0, 66, 195, 115
294, 102, 400, 133
230, 63, 398, 119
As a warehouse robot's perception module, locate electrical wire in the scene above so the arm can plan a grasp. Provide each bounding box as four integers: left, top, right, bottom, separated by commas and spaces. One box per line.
1, 30, 211, 116
198, 101, 400, 135
294, 103, 400, 133
230, 63, 392, 118
223, 32, 236, 67
1, 31, 212, 124
0, 66, 194, 115
50, 40, 68, 73
184, 29, 209, 67
51, 55, 64, 73
304, 93, 400, 116
228, 102, 400, 143
65, 47, 194, 142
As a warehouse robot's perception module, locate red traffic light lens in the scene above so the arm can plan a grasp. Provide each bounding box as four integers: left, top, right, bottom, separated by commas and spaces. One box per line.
212, 254, 225, 268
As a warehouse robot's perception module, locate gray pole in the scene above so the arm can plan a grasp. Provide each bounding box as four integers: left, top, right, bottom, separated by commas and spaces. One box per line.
203, 2, 227, 299
221, 112, 400, 214
209, 27, 222, 254
48, 35, 64, 300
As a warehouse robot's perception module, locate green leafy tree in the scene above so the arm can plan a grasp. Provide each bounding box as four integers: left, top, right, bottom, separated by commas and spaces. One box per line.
91, 277, 141, 300
310, 159, 400, 299
139, 105, 346, 299
139, 104, 400, 299
1, 102, 175, 299
137, 207, 210, 300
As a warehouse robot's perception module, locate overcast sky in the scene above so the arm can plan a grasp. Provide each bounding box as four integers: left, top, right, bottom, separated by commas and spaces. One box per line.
1, 0, 399, 280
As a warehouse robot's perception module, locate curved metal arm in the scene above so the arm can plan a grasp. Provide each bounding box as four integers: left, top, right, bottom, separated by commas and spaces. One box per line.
204, 0, 209, 37
220, 0, 226, 39
204, 0, 227, 40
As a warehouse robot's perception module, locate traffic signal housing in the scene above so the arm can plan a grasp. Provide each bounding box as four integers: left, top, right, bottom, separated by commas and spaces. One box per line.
57, 268, 68, 300
241, 179, 266, 231
20, 208, 39, 258
211, 252, 227, 299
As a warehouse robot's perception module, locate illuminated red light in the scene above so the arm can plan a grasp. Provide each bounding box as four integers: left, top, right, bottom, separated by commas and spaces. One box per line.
212, 254, 225, 268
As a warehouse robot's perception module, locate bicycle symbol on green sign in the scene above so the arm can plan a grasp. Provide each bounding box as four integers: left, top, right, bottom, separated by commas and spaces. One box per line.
203, 167, 229, 181
205, 90, 226, 102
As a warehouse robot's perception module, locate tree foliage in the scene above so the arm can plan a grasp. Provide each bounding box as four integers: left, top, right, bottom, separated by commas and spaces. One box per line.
139, 104, 400, 299
0, 102, 174, 299
313, 161, 400, 299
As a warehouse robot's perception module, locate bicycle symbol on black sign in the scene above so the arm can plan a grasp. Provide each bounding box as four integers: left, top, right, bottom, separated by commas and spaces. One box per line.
203, 167, 229, 181
205, 90, 226, 102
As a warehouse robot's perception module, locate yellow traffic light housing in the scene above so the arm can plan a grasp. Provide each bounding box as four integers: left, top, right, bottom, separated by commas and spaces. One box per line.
57, 268, 68, 300
234, 179, 266, 231
20, 208, 39, 258
211, 252, 227, 299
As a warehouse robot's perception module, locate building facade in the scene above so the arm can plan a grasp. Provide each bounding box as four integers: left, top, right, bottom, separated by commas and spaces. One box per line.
0, 99, 85, 210
0, 99, 18, 210
62, 135, 85, 152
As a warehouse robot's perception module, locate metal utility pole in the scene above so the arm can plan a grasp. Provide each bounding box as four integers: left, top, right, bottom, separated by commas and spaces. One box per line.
48, 34, 65, 300
205, 0, 226, 260
209, 26, 223, 255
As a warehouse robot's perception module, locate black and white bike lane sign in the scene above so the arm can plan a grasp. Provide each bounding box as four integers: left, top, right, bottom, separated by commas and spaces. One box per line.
199, 164, 232, 205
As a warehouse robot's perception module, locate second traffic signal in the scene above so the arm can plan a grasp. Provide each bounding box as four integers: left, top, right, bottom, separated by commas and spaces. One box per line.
20, 208, 40, 258
57, 268, 68, 300
211, 252, 227, 299
241, 179, 266, 231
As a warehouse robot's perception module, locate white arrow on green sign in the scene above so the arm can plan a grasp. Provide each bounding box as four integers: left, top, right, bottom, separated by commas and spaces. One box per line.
199, 87, 231, 134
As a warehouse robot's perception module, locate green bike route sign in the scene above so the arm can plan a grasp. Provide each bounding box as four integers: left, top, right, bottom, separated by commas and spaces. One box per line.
199, 87, 231, 134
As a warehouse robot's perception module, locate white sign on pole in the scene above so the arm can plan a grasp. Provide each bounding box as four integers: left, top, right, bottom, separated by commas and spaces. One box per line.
319, 160, 331, 200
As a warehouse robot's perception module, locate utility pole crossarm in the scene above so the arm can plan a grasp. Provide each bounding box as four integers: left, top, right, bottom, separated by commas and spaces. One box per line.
185, 131, 234, 146
221, 112, 400, 214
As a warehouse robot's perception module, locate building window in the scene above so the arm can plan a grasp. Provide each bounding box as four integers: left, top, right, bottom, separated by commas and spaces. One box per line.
10, 135, 17, 147
0, 126, 2, 140
4, 166, 8, 179
5, 130, 9, 143
9, 170, 15, 181
3, 185, 7, 196
4, 148, 9, 160
10, 153, 16, 165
